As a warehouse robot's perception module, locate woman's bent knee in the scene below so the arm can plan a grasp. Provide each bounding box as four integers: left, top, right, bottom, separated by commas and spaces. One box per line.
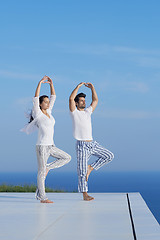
65, 154, 71, 163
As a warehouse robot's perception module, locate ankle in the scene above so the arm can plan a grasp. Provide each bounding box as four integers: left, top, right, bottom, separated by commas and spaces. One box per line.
89, 165, 94, 170
83, 192, 88, 197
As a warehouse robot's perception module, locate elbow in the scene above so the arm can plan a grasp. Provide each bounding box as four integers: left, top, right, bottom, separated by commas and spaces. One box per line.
93, 98, 98, 103
69, 96, 74, 102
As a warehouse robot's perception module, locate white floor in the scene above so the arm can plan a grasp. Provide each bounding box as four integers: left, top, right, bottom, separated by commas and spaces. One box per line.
0, 192, 159, 240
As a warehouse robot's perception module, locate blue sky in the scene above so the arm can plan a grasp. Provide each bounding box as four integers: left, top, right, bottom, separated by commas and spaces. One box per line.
1, 0, 160, 173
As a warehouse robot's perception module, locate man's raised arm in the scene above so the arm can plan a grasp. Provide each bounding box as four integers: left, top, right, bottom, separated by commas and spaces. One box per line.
69, 82, 85, 112
85, 83, 98, 112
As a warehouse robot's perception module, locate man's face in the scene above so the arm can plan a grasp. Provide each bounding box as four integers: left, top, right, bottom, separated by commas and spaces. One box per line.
77, 97, 86, 109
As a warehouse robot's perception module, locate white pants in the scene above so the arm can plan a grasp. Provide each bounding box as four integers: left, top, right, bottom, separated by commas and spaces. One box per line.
36, 145, 71, 201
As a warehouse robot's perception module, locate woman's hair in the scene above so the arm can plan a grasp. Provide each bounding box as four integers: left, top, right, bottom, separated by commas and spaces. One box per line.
29, 114, 34, 123
39, 95, 49, 107
29, 95, 49, 123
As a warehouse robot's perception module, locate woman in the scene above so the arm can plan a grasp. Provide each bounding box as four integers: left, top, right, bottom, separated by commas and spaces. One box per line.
22, 76, 71, 203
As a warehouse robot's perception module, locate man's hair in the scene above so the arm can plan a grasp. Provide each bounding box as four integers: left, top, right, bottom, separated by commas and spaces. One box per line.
74, 92, 86, 103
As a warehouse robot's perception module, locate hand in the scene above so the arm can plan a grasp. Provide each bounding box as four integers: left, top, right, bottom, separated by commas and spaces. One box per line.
77, 82, 86, 88
45, 76, 53, 85
84, 82, 94, 89
40, 76, 53, 85
39, 75, 48, 84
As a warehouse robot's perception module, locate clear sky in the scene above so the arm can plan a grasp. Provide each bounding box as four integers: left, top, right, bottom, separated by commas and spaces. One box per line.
1, 0, 160, 173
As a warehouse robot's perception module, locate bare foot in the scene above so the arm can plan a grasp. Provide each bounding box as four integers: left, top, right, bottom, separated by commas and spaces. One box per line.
86, 165, 94, 181
83, 192, 94, 201
45, 168, 49, 177
40, 199, 54, 203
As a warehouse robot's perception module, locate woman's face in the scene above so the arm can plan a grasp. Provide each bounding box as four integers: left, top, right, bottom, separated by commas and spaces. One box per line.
40, 97, 50, 110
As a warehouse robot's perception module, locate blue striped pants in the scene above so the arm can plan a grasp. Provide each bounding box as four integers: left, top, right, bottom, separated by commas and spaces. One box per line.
76, 140, 114, 193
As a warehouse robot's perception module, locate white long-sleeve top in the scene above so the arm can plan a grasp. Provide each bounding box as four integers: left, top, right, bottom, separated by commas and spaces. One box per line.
21, 95, 56, 145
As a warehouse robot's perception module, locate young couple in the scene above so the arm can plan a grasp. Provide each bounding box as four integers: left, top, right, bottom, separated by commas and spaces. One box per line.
22, 76, 114, 203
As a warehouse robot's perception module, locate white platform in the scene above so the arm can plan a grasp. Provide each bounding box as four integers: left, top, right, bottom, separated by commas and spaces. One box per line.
0, 193, 159, 240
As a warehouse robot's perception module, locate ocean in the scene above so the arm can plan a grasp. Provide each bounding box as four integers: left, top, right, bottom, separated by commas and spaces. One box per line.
0, 171, 160, 224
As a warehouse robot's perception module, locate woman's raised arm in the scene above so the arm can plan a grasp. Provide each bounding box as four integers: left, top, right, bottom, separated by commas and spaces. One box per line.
46, 76, 56, 96
34, 76, 48, 97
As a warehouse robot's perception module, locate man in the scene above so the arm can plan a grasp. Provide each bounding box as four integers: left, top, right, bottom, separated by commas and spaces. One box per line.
69, 82, 114, 201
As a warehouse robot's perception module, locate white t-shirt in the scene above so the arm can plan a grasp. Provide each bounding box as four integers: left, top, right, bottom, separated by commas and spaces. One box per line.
21, 95, 56, 145
70, 106, 93, 141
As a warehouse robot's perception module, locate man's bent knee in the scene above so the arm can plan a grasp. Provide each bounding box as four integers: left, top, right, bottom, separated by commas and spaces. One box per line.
109, 152, 114, 162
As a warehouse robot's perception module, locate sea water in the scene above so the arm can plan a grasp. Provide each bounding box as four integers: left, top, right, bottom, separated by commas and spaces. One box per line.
0, 171, 160, 224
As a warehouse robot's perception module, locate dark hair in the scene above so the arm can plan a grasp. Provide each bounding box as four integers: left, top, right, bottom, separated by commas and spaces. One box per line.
74, 92, 86, 103
39, 95, 49, 109
29, 114, 34, 123
29, 95, 49, 123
